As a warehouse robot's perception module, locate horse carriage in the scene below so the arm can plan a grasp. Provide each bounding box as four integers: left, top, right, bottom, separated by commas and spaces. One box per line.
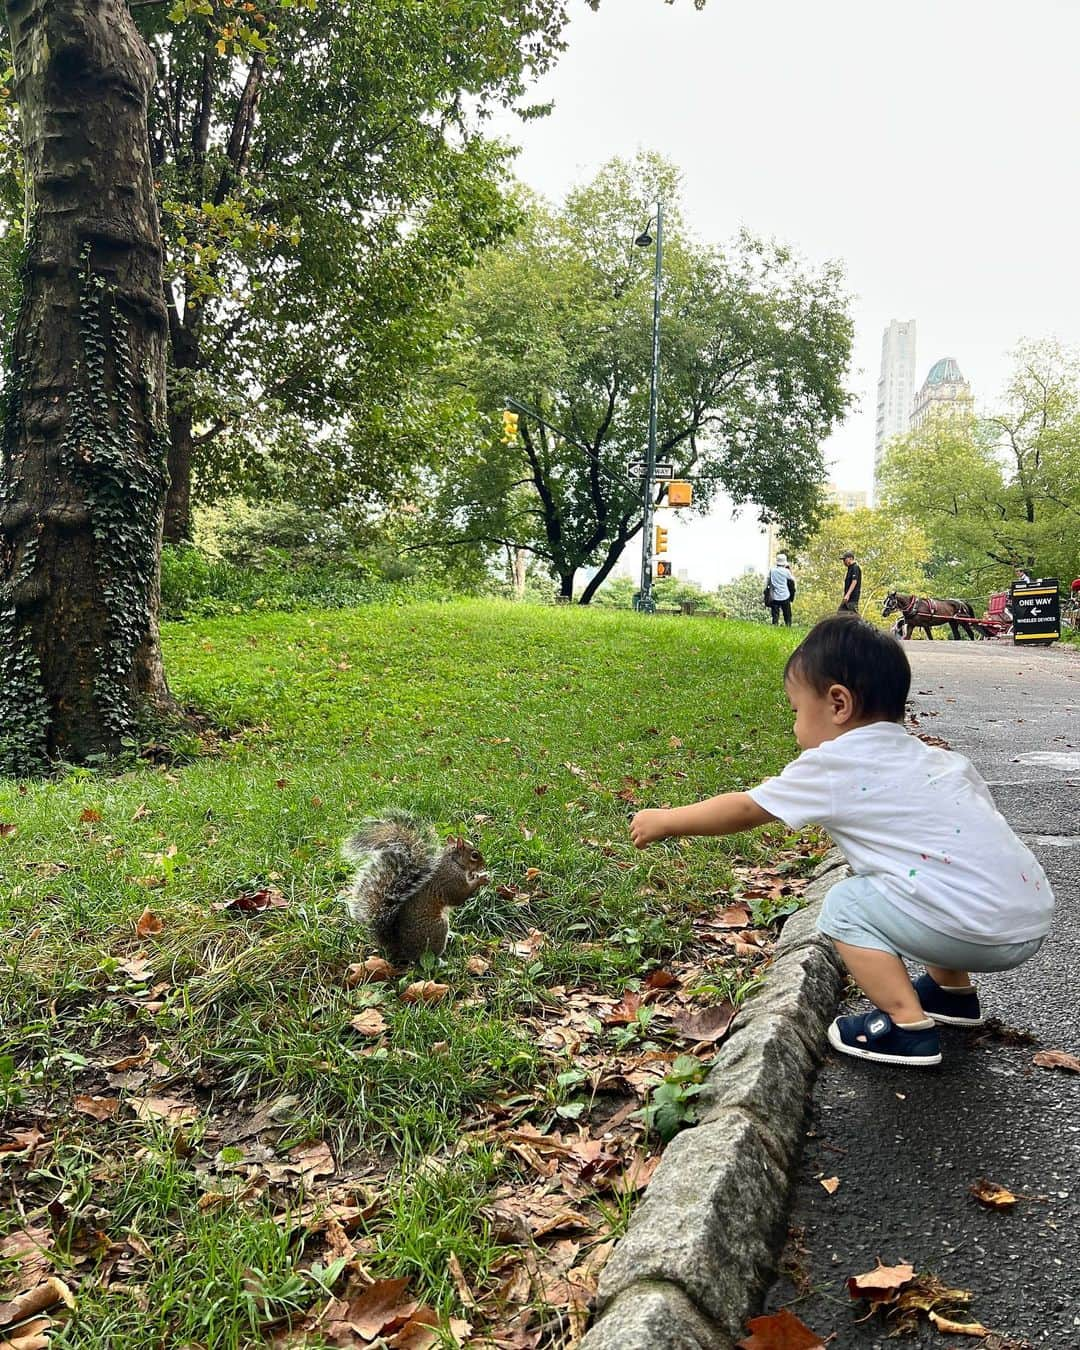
884, 583, 1064, 643
882, 590, 1013, 641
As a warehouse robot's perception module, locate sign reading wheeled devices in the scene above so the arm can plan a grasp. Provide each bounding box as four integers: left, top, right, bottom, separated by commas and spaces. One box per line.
1011, 581, 1060, 644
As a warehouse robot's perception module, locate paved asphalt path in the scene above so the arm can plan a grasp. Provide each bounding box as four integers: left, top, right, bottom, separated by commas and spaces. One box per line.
764, 641, 1080, 1349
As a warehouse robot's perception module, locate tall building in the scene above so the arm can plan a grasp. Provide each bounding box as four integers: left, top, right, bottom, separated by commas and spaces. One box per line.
826, 484, 868, 513
910, 356, 974, 429
874, 320, 917, 490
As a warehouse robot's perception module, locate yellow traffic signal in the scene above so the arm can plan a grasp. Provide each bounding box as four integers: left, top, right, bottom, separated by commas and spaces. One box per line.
656, 559, 673, 578
655, 524, 669, 555
667, 481, 692, 508
501, 410, 519, 444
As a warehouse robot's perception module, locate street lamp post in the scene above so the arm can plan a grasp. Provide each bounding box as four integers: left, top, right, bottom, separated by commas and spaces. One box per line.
635, 202, 663, 612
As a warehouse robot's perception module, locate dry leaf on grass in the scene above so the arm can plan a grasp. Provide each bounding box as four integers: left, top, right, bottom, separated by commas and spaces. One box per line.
0, 1228, 53, 1300
265, 1140, 336, 1185
0, 1128, 45, 1158
970, 1178, 1018, 1209
319, 1276, 416, 1340
127, 1095, 199, 1127
0, 822, 17, 838
819, 1176, 840, 1195
344, 955, 395, 985
134, 907, 163, 938
212, 887, 288, 915
0, 1314, 52, 1350
0, 1276, 75, 1329
602, 991, 643, 1025
738, 1307, 826, 1349
466, 955, 490, 975
670, 1001, 735, 1044
400, 981, 450, 1004
1032, 1049, 1080, 1073
73, 1095, 119, 1122
714, 902, 754, 928
103, 1037, 158, 1073
349, 1008, 388, 1037
116, 953, 154, 982
79, 808, 102, 824
847, 1259, 915, 1302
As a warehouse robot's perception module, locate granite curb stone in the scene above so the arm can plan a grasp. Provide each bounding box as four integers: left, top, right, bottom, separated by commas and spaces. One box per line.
581, 850, 848, 1349
578, 1283, 735, 1350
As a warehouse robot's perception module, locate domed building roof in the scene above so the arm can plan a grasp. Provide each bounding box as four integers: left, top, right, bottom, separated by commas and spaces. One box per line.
924, 357, 965, 386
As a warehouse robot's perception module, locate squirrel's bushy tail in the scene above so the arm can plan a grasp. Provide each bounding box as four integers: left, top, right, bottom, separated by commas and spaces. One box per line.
342, 809, 437, 930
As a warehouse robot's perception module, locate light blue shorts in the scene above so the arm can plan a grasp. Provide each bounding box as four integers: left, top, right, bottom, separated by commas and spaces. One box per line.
817, 874, 1045, 972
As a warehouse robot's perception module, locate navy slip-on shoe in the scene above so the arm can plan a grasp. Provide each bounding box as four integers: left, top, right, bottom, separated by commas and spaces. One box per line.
913, 973, 984, 1026
828, 1009, 942, 1066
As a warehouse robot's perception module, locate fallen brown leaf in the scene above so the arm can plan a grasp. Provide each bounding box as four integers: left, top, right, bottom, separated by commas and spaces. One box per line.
1032, 1048, 1080, 1073
970, 1178, 1018, 1209
847, 1259, 915, 1302
345, 955, 396, 985
819, 1176, 840, 1195
0, 1276, 75, 1328
400, 981, 450, 1004
349, 1008, 388, 1037
466, 955, 490, 975
127, 1095, 199, 1127
0, 1315, 52, 1350
602, 990, 643, 1025
670, 1001, 735, 1044
104, 1037, 158, 1072
73, 1095, 120, 1122
212, 887, 288, 915
0, 1128, 45, 1158
134, 907, 163, 938
0, 823, 17, 838
714, 901, 754, 928
738, 1307, 826, 1349
79, 808, 102, 824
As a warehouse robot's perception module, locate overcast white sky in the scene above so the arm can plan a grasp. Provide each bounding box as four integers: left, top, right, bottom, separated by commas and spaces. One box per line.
489, 0, 1080, 586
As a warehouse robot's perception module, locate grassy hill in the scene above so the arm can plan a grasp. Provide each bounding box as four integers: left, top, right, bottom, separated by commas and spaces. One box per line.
0, 602, 809, 1347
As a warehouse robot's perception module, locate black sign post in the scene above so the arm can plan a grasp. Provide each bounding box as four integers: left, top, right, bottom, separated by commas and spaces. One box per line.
1011, 580, 1060, 645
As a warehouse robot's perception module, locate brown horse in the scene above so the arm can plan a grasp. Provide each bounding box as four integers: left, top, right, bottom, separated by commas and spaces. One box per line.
882, 592, 980, 640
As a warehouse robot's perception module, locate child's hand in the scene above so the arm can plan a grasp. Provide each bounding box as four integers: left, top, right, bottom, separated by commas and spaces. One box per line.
629, 809, 671, 849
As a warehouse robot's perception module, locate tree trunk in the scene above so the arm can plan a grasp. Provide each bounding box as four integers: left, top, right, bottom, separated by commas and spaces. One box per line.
164, 407, 194, 544
578, 531, 634, 604
0, 0, 173, 773
557, 571, 575, 601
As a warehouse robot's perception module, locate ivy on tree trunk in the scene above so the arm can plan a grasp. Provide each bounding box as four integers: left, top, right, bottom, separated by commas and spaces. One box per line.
0, 0, 173, 773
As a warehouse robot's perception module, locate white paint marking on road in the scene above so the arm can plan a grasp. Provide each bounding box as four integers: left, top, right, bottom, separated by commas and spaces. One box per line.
1014, 751, 1080, 770
1022, 835, 1080, 848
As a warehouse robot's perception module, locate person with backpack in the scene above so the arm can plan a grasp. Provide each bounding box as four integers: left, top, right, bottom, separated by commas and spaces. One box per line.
766, 552, 796, 626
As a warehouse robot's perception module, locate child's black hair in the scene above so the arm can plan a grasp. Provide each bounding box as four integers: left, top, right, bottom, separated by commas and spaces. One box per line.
784, 613, 910, 721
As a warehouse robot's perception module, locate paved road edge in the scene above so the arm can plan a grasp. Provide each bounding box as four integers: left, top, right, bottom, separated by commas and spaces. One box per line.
580, 851, 848, 1350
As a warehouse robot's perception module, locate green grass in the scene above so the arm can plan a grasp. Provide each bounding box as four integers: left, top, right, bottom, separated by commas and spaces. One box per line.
0, 601, 805, 1346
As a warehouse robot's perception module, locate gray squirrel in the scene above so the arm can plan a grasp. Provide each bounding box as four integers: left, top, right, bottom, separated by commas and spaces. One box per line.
342, 810, 488, 964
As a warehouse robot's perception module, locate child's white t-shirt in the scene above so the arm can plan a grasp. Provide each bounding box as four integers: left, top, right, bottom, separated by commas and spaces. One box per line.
746, 721, 1053, 944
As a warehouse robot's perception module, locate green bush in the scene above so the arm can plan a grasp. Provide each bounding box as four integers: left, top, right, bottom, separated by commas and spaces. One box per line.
159, 545, 453, 620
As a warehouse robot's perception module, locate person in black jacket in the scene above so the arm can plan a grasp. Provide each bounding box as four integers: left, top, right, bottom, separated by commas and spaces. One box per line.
840, 550, 861, 613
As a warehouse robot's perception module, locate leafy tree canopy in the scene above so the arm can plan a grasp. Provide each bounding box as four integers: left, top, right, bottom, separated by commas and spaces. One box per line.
880, 340, 1080, 592
419, 152, 853, 600
790, 507, 931, 626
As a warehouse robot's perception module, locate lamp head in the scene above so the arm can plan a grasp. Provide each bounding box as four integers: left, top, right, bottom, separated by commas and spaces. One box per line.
634, 231, 653, 247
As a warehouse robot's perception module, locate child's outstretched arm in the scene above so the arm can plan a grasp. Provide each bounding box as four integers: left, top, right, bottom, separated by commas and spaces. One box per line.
630, 793, 776, 849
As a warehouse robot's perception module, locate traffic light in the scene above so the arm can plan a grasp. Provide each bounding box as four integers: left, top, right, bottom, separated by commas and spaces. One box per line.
501, 409, 519, 444
667, 481, 693, 508
656, 559, 673, 578
655, 524, 669, 555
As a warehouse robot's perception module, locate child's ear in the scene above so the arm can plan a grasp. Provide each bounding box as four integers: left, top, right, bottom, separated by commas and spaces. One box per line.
828, 683, 856, 724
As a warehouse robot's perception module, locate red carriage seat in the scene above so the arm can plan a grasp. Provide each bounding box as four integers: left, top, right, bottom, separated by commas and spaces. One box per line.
987, 591, 1010, 618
